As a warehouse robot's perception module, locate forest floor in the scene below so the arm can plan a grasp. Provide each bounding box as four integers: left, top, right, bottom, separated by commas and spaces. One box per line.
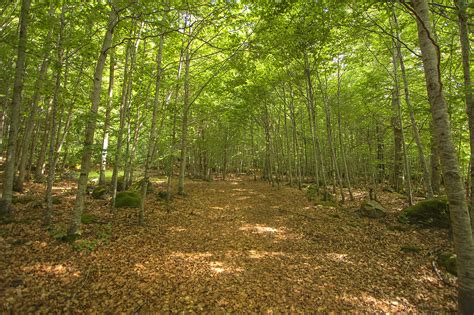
0, 176, 456, 313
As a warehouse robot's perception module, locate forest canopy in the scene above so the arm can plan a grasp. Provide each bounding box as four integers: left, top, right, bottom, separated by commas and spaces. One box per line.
1, 0, 474, 313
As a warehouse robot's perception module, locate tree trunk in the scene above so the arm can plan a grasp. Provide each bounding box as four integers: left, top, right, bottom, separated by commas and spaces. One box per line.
0, 0, 30, 216
178, 30, 191, 196
393, 10, 433, 198
336, 67, 353, 200
455, 0, 474, 231
14, 24, 51, 192
430, 123, 442, 194
67, 6, 117, 236
35, 113, 50, 181
166, 41, 185, 200
45, 5, 65, 226
303, 52, 321, 186
99, 45, 115, 186
411, 0, 474, 312
390, 23, 413, 205
139, 34, 164, 225
111, 36, 132, 209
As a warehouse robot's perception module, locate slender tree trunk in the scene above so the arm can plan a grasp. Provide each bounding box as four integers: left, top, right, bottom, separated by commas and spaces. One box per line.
14, 25, 52, 192
139, 34, 164, 224
68, 6, 117, 236
1, 0, 30, 216
35, 112, 50, 181
455, 0, 474, 229
99, 45, 115, 186
166, 43, 185, 200
178, 32, 191, 195
430, 123, 442, 194
123, 23, 143, 190
394, 11, 433, 198
288, 85, 302, 189
0, 83, 9, 157
282, 90, 293, 186
390, 27, 413, 205
45, 5, 65, 226
303, 52, 321, 187
375, 123, 385, 183
322, 85, 344, 202
111, 37, 132, 209
411, 0, 474, 312
336, 67, 353, 200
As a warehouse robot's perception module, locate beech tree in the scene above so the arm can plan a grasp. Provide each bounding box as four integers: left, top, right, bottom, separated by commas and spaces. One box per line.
409, 0, 474, 312
1, 0, 472, 311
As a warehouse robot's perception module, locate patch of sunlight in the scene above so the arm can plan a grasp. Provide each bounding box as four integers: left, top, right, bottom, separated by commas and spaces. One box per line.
236, 196, 250, 201
210, 206, 225, 210
239, 224, 282, 234
134, 263, 146, 274
209, 261, 243, 274
232, 188, 249, 192
168, 226, 186, 232
22, 263, 80, 278
150, 178, 166, 184
326, 253, 352, 264
230, 181, 239, 185
248, 250, 287, 259
352, 191, 366, 198
170, 252, 213, 261
340, 293, 414, 312
419, 274, 438, 284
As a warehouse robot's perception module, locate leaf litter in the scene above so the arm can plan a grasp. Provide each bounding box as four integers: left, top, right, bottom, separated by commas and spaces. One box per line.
0, 177, 455, 312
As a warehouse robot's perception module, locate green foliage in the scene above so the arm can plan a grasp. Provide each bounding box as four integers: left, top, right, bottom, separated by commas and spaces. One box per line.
49, 225, 68, 241
437, 252, 457, 276
72, 239, 99, 253
306, 184, 318, 201
132, 178, 154, 193
81, 213, 99, 224
400, 246, 421, 253
92, 185, 109, 199
399, 198, 450, 228
115, 191, 141, 208
12, 195, 36, 204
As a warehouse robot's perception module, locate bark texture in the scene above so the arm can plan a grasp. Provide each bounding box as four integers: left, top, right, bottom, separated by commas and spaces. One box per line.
412, 0, 474, 312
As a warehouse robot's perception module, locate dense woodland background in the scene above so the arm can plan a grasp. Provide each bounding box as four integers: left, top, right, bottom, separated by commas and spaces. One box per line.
1, 0, 474, 312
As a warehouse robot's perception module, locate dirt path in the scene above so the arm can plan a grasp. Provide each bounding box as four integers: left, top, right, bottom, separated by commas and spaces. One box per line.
1, 178, 455, 312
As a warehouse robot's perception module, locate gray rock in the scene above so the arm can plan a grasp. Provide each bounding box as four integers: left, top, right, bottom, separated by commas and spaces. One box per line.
357, 200, 386, 218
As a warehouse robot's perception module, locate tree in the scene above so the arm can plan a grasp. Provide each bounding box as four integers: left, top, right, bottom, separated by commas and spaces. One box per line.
68, 4, 118, 236
0, 0, 30, 217
409, 0, 474, 312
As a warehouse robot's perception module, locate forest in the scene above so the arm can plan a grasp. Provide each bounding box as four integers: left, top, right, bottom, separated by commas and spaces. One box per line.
0, 0, 473, 312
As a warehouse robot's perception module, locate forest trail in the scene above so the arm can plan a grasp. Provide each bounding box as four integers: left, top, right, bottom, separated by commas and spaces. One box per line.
1, 178, 455, 312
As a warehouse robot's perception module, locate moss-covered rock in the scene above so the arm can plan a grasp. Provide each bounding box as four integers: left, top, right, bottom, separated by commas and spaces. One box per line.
357, 200, 386, 218
399, 198, 449, 228
115, 191, 141, 208
437, 252, 457, 275
92, 185, 109, 199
